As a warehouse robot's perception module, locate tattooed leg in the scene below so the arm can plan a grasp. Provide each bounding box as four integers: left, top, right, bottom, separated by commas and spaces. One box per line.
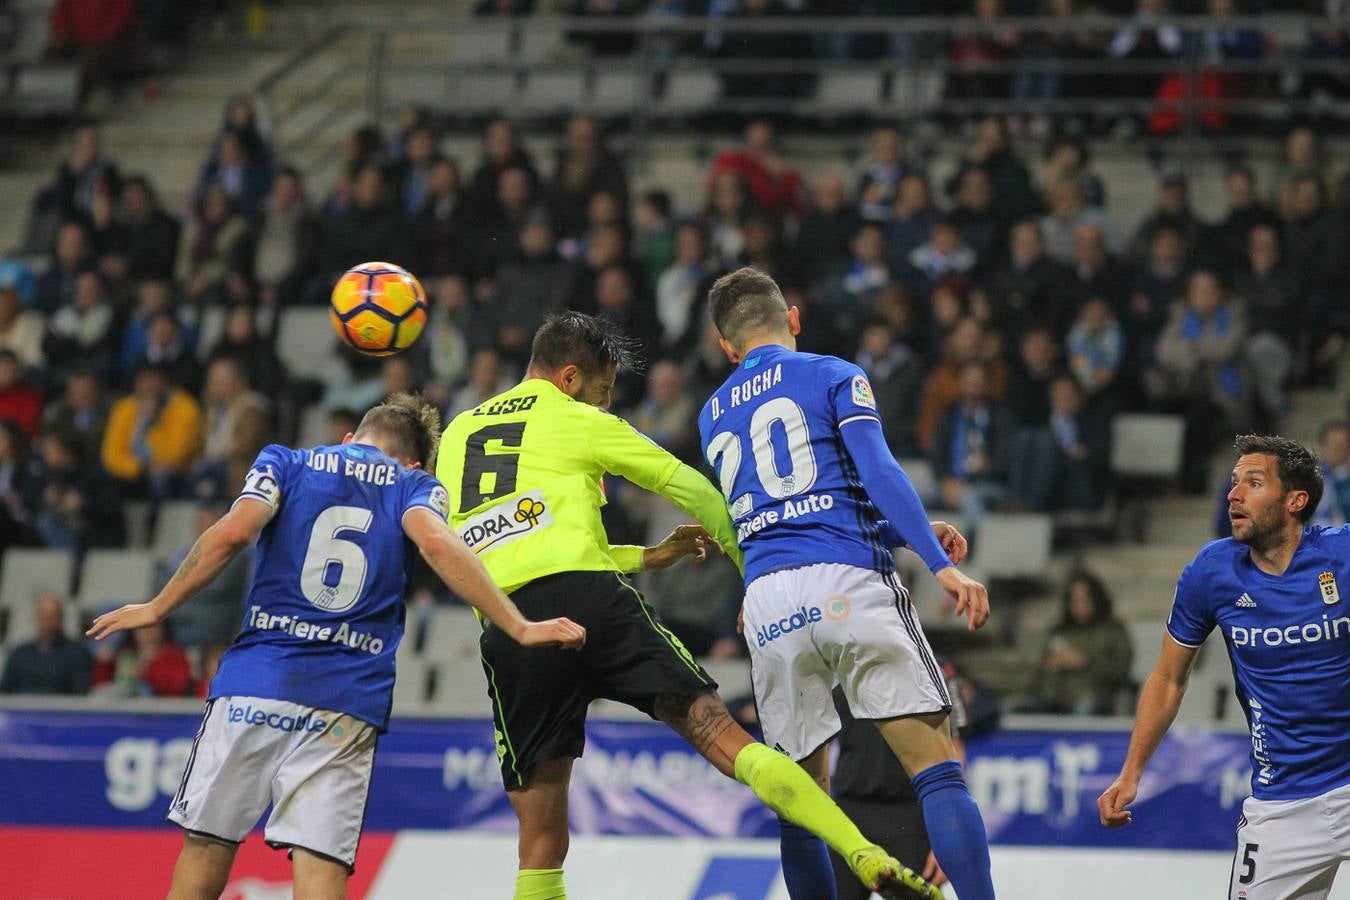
654, 689, 754, 777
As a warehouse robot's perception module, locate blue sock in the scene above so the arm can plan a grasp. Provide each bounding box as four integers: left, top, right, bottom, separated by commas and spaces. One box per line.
912, 760, 995, 900
778, 817, 838, 900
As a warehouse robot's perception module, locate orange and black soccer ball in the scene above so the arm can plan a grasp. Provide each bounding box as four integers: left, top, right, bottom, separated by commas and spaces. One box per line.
329, 262, 428, 356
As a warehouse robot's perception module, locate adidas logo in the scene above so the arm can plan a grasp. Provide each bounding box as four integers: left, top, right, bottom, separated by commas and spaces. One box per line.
1236, 593, 1257, 609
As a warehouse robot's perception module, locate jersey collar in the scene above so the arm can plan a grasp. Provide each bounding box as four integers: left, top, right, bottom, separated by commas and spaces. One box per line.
741, 344, 789, 370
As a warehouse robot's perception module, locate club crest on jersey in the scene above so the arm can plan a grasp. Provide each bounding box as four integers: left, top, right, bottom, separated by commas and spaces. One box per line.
1320, 571, 1341, 605
851, 374, 876, 410
459, 489, 553, 554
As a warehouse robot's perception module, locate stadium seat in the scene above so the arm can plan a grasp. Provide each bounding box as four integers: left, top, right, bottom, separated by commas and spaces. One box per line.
899, 457, 939, 506
516, 27, 566, 63
968, 513, 1053, 582
392, 656, 431, 710
446, 23, 514, 65
296, 404, 332, 449
152, 501, 202, 560
700, 658, 752, 699
443, 71, 520, 116
76, 550, 157, 616
888, 68, 945, 114
123, 500, 153, 550
387, 68, 453, 108
659, 68, 721, 113
276, 309, 346, 382
10, 64, 80, 116
0, 548, 76, 613
194, 306, 227, 362
591, 68, 650, 116
518, 68, 588, 115
427, 656, 488, 714
421, 607, 484, 662
1111, 414, 1186, 480
815, 68, 884, 112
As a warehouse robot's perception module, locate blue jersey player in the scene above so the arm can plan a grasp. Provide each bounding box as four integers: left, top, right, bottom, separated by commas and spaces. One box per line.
1100, 435, 1350, 899
698, 268, 996, 900
89, 394, 584, 899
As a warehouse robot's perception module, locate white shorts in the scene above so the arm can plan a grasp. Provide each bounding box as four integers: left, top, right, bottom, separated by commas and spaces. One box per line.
169, 696, 378, 869
1230, 780, 1350, 899
743, 563, 950, 761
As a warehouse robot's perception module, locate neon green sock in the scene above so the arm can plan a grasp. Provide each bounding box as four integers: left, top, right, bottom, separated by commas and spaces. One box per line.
733, 742, 872, 860
515, 868, 566, 900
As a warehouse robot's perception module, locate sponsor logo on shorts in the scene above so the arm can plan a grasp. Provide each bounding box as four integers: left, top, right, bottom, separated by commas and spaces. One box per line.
227, 703, 328, 734
459, 489, 553, 554
755, 606, 823, 647
824, 595, 851, 621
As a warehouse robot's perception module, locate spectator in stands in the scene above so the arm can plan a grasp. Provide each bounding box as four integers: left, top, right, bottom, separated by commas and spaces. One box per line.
1208, 166, 1278, 274
423, 276, 476, 411
1131, 169, 1205, 261
1066, 222, 1128, 311
165, 503, 251, 690
117, 175, 181, 282
627, 361, 699, 465
177, 185, 248, 307
412, 156, 469, 280
823, 223, 890, 339
1041, 135, 1105, 210
1272, 126, 1322, 215
1040, 178, 1113, 267
1012, 374, 1110, 513
40, 370, 107, 467
1233, 223, 1300, 423
134, 311, 202, 395
1014, 3, 1094, 139
702, 171, 751, 272
1028, 572, 1133, 715
0, 420, 29, 547
594, 267, 660, 404
1107, 0, 1182, 111
791, 173, 860, 291
945, 0, 1019, 102
393, 124, 440, 221
195, 356, 270, 500
886, 173, 936, 277
474, 166, 541, 279
217, 94, 273, 171
950, 166, 1003, 274
712, 0, 816, 101
489, 213, 574, 364
1149, 270, 1248, 492
101, 362, 204, 500
0, 593, 90, 695
192, 131, 272, 218
549, 117, 629, 240
47, 0, 139, 102
325, 125, 386, 216
42, 271, 116, 381
990, 220, 1070, 340
34, 221, 92, 315
118, 280, 172, 372
25, 427, 121, 550
0, 287, 44, 369
92, 619, 194, 697
1125, 223, 1188, 367
1313, 420, 1350, 527
248, 167, 319, 309
448, 348, 514, 418
1067, 296, 1125, 410
931, 361, 1013, 523
32, 126, 120, 241
856, 319, 922, 456
635, 191, 677, 300
706, 119, 807, 220
1005, 326, 1062, 430
0, 350, 42, 440
857, 126, 908, 223
907, 217, 977, 300
204, 305, 287, 400
918, 317, 1005, 450
656, 223, 713, 355
1283, 173, 1337, 291
317, 164, 403, 286
949, 117, 1038, 225
465, 119, 538, 225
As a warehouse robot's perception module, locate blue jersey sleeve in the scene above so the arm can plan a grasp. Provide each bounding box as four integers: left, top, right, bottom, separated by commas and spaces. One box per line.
1166, 554, 1215, 648
402, 469, 450, 524
825, 362, 951, 573
235, 444, 299, 513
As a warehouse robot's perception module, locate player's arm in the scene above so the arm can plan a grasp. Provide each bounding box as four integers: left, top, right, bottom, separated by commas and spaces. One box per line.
609, 525, 723, 574
402, 507, 585, 649
1097, 633, 1199, 828
837, 416, 988, 629
590, 414, 744, 572
87, 499, 274, 640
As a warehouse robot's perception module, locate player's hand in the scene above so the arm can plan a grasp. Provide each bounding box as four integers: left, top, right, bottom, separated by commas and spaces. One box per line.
922, 850, 949, 887
1097, 775, 1137, 828
518, 617, 587, 651
931, 520, 968, 565
643, 525, 720, 571
87, 602, 163, 641
934, 567, 989, 631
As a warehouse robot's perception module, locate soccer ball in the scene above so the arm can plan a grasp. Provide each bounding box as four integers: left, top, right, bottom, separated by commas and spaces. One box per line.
329, 262, 428, 356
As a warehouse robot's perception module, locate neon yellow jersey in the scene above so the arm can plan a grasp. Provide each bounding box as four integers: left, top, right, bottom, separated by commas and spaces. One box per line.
436, 379, 742, 594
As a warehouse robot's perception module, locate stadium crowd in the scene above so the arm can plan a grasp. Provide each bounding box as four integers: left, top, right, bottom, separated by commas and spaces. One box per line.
2, 86, 1349, 702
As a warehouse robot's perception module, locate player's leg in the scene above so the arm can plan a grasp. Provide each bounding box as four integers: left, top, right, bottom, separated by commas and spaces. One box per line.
780, 745, 840, 900
291, 847, 349, 900
507, 758, 573, 899
166, 833, 237, 900
829, 798, 932, 900
1228, 795, 1340, 900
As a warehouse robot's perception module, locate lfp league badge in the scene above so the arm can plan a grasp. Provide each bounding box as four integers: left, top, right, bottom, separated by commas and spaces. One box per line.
1319, 571, 1341, 605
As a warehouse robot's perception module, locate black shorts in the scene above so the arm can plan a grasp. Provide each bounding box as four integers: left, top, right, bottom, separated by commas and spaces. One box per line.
479, 569, 717, 790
